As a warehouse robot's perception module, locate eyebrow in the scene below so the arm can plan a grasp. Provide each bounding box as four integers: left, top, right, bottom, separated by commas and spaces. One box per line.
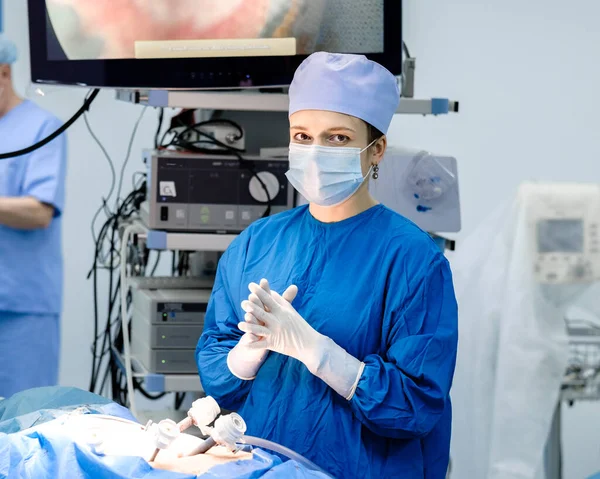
289, 125, 357, 133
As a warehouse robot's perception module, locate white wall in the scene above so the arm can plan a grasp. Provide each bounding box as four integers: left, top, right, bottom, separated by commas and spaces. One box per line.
4, 0, 600, 477
393, 1, 600, 478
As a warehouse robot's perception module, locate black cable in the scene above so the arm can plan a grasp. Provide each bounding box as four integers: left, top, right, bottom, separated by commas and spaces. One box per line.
88, 183, 147, 393
110, 351, 119, 401
89, 221, 116, 392
132, 171, 146, 190
159, 119, 243, 153
155, 108, 165, 149
0, 89, 100, 160
403, 41, 412, 59
133, 377, 166, 401
90, 278, 121, 386
98, 360, 112, 396
89, 246, 99, 391
88, 180, 171, 402
165, 120, 244, 152
175, 392, 186, 410
149, 251, 161, 276
88, 184, 146, 280
114, 107, 147, 211
84, 111, 116, 213
88, 215, 118, 391
104, 215, 118, 391
177, 251, 188, 276
93, 274, 121, 389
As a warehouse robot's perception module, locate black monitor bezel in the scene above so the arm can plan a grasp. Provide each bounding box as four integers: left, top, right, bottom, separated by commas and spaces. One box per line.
27, 0, 402, 89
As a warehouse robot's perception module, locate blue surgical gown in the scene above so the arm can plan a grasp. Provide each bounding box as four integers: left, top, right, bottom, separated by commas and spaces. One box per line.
0, 100, 66, 397
197, 204, 458, 478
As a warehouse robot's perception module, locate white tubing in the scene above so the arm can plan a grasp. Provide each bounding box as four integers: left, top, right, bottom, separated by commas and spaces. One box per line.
189, 436, 217, 456
241, 435, 331, 477
120, 223, 145, 419
177, 416, 193, 432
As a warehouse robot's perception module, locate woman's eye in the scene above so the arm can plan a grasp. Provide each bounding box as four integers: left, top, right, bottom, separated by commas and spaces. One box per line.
293, 133, 312, 141
329, 134, 349, 143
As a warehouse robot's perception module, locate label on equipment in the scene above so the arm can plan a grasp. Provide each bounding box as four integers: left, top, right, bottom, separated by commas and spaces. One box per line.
160, 181, 177, 197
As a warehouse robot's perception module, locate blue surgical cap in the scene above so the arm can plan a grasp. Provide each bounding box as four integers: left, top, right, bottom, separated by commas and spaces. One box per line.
289, 52, 400, 134
0, 35, 18, 65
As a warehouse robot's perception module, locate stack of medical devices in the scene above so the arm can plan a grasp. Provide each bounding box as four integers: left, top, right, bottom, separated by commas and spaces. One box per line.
130, 277, 214, 375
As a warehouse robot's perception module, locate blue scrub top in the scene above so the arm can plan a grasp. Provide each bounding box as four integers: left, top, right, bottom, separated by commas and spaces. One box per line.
0, 100, 67, 314
197, 204, 458, 479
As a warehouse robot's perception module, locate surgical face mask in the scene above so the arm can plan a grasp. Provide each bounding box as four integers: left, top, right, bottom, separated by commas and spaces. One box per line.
286, 141, 376, 207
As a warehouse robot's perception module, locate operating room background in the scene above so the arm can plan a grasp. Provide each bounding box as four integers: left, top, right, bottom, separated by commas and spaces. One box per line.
4, 0, 600, 477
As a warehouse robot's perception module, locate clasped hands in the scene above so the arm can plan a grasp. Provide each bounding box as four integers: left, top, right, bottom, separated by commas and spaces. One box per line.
238, 279, 326, 375
227, 278, 364, 400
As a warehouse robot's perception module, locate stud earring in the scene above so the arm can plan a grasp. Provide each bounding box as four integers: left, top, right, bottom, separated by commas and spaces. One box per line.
372, 164, 379, 180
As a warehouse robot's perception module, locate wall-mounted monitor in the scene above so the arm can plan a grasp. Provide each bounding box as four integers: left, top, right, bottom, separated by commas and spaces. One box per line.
27, 0, 402, 90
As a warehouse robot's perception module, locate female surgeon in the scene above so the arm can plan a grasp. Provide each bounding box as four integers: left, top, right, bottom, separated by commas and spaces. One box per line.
196, 52, 458, 479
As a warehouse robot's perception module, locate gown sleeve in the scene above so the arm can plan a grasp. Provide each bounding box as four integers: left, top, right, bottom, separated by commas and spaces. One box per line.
349, 253, 458, 439
195, 245, 253, 411
22, 117, 67, 217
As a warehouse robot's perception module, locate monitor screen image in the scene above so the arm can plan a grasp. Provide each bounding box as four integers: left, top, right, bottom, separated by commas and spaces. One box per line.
537, 219, 585, 254
45, 0, 385, 60
28, 0, 402, 89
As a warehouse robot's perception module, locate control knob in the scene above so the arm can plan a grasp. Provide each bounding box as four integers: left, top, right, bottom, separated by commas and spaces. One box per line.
249, 172, 280, 203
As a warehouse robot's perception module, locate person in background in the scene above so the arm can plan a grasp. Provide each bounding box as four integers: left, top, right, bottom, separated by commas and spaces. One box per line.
197, 52, 458, 478
0, 35, 67, 398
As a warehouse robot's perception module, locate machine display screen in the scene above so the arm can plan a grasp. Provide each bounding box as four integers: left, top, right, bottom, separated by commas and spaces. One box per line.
537, 219, 584, 253
44, 0, 384, 61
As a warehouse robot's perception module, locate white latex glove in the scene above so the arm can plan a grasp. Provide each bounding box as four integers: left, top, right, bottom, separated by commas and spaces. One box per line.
245, 279, 298, 339
239, 283, 365, 400
227, 279, 297, 381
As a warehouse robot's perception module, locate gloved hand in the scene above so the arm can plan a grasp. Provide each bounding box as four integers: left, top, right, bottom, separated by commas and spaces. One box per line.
239, 283, 365, 400
245, 279, 298, 339
226, 279, 297, 381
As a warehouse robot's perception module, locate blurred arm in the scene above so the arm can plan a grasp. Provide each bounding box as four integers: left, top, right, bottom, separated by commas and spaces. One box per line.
0, 117, 67, 230
0, 197, 54, 229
